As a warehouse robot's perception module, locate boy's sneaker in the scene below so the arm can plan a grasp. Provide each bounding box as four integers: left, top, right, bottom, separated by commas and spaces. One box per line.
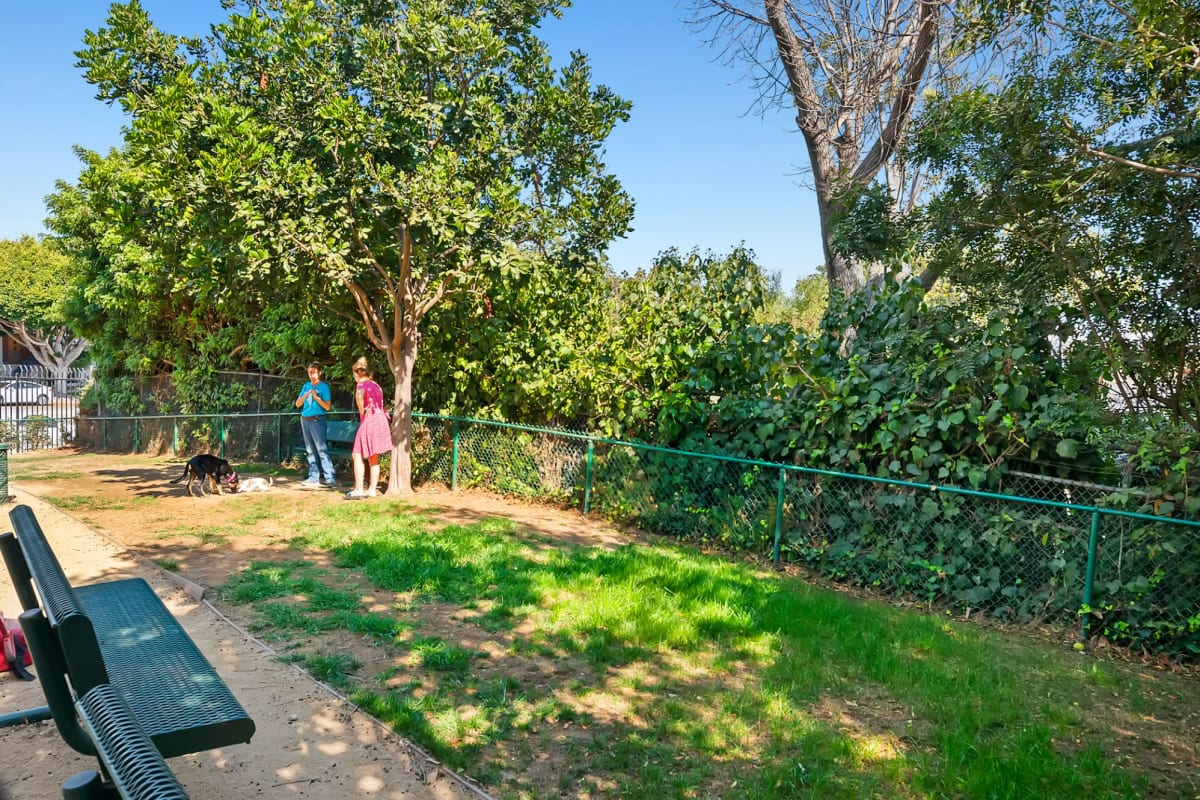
301, 478, 321, 487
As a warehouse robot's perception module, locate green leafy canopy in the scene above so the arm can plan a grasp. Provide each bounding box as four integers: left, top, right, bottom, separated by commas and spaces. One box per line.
58, 0, 634, 489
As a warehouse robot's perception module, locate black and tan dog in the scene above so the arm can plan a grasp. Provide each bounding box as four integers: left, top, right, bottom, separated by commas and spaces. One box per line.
170, 454, 240, 497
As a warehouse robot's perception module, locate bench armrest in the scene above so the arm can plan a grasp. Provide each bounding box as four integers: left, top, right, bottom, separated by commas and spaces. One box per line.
19, 608, 96, 756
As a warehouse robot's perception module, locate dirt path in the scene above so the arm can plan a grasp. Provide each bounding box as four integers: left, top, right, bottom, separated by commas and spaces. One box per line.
0, 486, 486, 800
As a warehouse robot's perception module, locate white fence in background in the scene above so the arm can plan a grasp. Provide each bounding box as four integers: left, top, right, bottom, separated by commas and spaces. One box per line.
0, 365, 91, 452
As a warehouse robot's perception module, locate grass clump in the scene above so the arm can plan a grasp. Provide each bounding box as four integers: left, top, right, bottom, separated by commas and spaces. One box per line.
284, 651, 361, 690
46, 494, 149, 512
411, 636, 477, 673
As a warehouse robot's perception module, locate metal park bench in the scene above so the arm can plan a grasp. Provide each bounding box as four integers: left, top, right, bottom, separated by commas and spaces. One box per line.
1, 504, 255, 798
290, 418, 359, 464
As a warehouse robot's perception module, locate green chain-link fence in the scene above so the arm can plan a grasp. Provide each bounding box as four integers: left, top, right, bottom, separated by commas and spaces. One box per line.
72, 412, 1200, 660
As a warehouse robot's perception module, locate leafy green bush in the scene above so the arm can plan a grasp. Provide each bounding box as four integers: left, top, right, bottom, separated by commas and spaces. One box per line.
1084, 514, 1200, 657
663, 280, 1107, 492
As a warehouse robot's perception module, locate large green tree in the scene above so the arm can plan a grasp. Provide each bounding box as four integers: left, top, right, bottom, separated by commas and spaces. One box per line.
417, 246, 771, 440
71, 0, 632, 492
47, 145, 338, 413
606, 247, 769, 441
414, 250, 614, 428
0, 237, 88, 376
911, 0, 1200, 434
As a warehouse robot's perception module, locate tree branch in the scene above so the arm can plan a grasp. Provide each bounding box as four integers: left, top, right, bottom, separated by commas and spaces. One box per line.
0, 318, 89, 372
852, 0, 943, 184
1060, 118, 1200, 180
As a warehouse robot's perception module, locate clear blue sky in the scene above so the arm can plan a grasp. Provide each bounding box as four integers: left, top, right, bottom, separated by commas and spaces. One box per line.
0, 1, 824, 288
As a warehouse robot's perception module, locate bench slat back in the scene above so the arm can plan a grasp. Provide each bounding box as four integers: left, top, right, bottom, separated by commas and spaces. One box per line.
19, 607, 99, 756
10, 505, 85, 623
9, 504, 110, 692
327, 420, 359, 442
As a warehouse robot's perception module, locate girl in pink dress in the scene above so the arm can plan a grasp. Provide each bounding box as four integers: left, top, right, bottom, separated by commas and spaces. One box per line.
347, 356, 393, 498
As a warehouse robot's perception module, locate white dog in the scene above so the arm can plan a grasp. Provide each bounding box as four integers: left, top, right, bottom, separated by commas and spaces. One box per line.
236, 476, 274, 493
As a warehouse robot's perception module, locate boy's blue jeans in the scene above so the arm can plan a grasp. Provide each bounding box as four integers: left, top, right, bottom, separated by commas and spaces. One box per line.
300, 416, 336, 482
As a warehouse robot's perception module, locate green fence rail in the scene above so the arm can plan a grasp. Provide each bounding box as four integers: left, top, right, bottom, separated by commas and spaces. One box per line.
69, 411, 1200, 660
0, 442, 8, 501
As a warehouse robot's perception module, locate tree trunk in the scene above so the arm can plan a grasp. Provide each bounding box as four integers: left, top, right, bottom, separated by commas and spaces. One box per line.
814, 187, 866, 296
387, 329, 418, 495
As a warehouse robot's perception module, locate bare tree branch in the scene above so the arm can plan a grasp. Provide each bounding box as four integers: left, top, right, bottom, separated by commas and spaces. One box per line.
692, 0, 962, 295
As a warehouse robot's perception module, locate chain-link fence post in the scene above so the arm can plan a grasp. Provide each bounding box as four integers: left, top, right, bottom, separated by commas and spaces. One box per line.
583, 438, 595, 515
451, 419, 460, 491
1080, 507, 1102, 642
772, 467, 786, 564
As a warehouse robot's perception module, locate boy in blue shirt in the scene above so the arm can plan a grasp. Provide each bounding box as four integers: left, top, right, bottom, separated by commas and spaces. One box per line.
295, 362, 336, 486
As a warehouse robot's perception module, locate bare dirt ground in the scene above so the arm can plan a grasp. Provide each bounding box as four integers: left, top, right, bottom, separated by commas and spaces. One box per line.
2, 449, 1199, 799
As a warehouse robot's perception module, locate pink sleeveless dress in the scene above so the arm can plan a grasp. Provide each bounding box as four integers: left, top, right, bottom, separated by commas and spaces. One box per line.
352, 379, 393, 458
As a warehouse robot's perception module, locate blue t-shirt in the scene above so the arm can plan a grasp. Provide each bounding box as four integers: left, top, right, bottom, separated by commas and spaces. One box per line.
298, 381, 331, 417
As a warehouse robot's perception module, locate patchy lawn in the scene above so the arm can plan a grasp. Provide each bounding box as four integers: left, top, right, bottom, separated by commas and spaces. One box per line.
9, 449, 1200, 800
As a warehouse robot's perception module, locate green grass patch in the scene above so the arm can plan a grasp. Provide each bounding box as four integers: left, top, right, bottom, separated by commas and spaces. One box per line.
411, 636, 477, 673
9, 469, 84, 481
334, 610, 412, 642
236, 464, 285, 477
225, 561, 407, 645
306, 585, 361, 611
211, 504, 1184, 800
284, 651, 361, 690
221, 560, 327, 603
297, 507, 535, 605
253, 601, 335, 635
45, 494, 154, 512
